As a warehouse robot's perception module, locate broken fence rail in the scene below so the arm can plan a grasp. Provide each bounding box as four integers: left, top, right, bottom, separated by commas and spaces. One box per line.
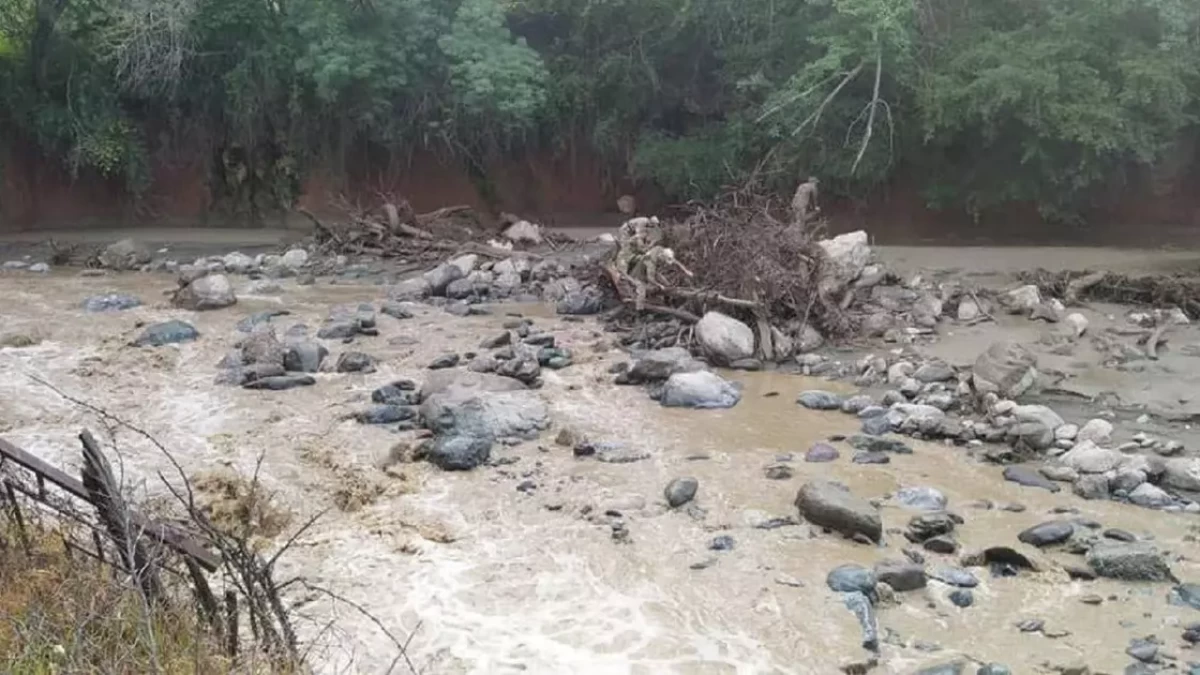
0, 435, 220, 571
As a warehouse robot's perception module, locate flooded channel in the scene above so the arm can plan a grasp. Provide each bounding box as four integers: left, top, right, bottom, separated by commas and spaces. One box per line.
2, 269, 1198, 674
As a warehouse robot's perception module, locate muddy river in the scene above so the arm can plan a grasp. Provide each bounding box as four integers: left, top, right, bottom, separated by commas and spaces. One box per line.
2, 268, 1199, 674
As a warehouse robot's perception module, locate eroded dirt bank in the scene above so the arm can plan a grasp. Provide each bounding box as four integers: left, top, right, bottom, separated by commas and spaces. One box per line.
2, 237, 1200, 674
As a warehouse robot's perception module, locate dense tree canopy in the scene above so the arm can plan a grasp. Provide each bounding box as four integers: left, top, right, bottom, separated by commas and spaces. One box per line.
0, 0, 1197, 220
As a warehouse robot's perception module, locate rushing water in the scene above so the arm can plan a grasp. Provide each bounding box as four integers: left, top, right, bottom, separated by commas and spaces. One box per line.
2, 269, 1199, 674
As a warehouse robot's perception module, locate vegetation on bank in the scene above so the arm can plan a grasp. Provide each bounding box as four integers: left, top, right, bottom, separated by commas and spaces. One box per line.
0, 0, 1197, 220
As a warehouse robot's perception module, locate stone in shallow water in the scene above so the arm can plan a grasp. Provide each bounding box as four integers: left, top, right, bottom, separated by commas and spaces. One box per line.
850, 434, 912, 454
853, 451, 890, 465
827, 564, 877, 595
798, 390, 844, 410
929, 566, 978, 588
895, 486, 947, 511
132, 320, 198, 347
805, 443, 840, 462
83, 293, 142, 312
948, 589, 973, 608
242, 374, 315, 391
1017, 521, 1075, 548
664, 477, 699, 508
1002, 466, 1061, 493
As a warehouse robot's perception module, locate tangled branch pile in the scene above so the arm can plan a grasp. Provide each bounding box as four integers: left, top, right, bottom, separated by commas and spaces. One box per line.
600, 189, 854, 354
299, 194, 488, 262
1018, 269, 1200, 318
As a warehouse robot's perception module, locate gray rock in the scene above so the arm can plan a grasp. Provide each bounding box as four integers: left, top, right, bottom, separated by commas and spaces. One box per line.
886, 403, 946, 434
82, 293, 141, 312
849, 434, 913, 454
1086, 542, 1174, 581
1073, 474, 1110, 500
390, 277, 433, 301
1167, 583, 1200, 610
1040, 465, 1079, 483
372, 382, 419, 406
284, 341, 327, 373
1110, 468, 1147, 493
429, 353, 461, 370
896, 486, 947, 511
132, 320, 199, 347
874, 560, 927, 592
243, 374, 315, 390
380, 301, 416, 319
929, 566, 979, 588
1003, 466, 1061, 492
280, 248, 308, 269
240, 328, 285, 368
915, 662, 967, 675
853, 451, 890, 464
99, 238, 151, 270
421, 388, 549, 444
174, 274, 237, 310
1002, 285, 1041, 314
336, 352, 377, 373
907, 512, 956, 541
1013, 404, 1065, 430
1164, 457, 1200, 492
660, 371, 742, 409
797, 390, 843, 410
841, 395, 874, 414
1129, 483, 1174, 509
1061, 440, 1123, 474
665, 477, 699, 508
556, 287, 605, 315
354, 405, 418, 425
976, 665, 1011, 675
623, 347, 705, 383
861, 415, 892, 436
973, 341, 1038, 399
1077, 418, 1114, 445
817, 231, 871, 294
695, 311, 755, 365
957, 297, 982, 321
1008, 421, 1055, 451
805, 443, 840, 463
426, 434, 492, 470
1018, 521, 1075, 547
841, 591, 879, 651
222, 251, 255, 273
423, 263, 465, 296
827, 564, 877, 594
418, 370, 527, 400
915, 361, 955, 382
795, 481, 882, 543
948, 589, 974, 608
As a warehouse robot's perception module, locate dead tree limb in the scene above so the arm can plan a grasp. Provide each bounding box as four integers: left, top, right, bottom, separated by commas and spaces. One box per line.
851, 44, 883, 175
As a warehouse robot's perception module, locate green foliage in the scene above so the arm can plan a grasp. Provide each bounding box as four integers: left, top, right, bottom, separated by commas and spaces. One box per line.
0, 0, 1197, 220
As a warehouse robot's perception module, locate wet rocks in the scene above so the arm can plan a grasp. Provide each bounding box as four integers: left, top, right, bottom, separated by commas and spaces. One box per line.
929, 566, 978, 588
1073, 474, 1110, 500
372, 381, 419, 406
283, 340, 328, 373
827, 564, 877, 595
423, 263, 464, 296
354, 404, 418, 425
695, 311, 755, 365
665, 477, 699, 508
849, 434, 912, 455
805, 443, 840, 462
1086, 542, 1174, 582
1163, 457, 1200, 492
1129, 483, 1174, 509
317, 304, 376, 339
795, 481, 882, 543
895, 486, 948, 511
841, 591, 879, 651
948, 589, 974, 607
1168, 584, 1200, 610
556, 286, 605, 315
660, 371, 742, 409
390, 277, 432, 301
817, 230, 871, 295
874, 560, 927, 592
425, 434, 492, 471
496, 346, 542, 384
82, 293, 141, 312
237, 309, 290, 333
798, 390, 843, 410
380, 301, 415, 320
621, 347, 705, 384
914, 361, 955, 383
915, 661, 967, 675
1002, 466, 1061, 493
1018, 521, 1075, 547
428, 353, 461, 370
765, 464, 793, 480
906, 513, 956, 543
99, 238, 151, 270
174, 273, 237, 311
132, 320, 199, 347
1060, 440, 1123, 474
885, 403, 945, 434
419, 373, 549, 470
239, 328, 285, 369
1001, 284, 1042, 315
336, 351, 377, 373
1077, 418, 1114, 445
243, 374, 315, 390
972, 341, 1038, 399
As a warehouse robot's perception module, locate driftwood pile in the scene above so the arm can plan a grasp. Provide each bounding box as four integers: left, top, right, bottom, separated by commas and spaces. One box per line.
298, 194, 495, 263
598, 188, 853, 357
1019, 269, 1200, 318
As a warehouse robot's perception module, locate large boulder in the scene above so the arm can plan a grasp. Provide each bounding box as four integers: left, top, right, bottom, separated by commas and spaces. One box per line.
794, 480, 882, 543
623, 347, 705, 384
1163, 457, 1200, 492
239, 328, 285, 368
174, 274, 237, 311
423, 263, 465, 296
419, 387, 549, 470
99, 238, 151, 270
972, 341, 1038, 398
1059, 440, 1123, 474
1086, 542, 1174, 582
556, 286, 605, 315
660, 371, 742, 409
390, 277, 433, 301
817, 230, 871, 294
695, 311, 755, 365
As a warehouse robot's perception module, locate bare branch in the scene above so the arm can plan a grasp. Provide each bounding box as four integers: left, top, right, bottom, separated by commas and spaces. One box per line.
851, 45, 883, 175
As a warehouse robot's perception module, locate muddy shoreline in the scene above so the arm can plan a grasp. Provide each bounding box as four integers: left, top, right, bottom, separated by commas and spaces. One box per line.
3, 233, 1200, 674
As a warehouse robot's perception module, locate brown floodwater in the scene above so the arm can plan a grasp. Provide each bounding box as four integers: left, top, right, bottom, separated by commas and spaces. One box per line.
2, 268, 1199, 674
